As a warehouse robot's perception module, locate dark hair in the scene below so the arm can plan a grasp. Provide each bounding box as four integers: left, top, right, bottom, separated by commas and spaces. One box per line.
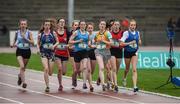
39, 19, 53, 33
19, 18, 28, 29
87, 22, 94, 27
79, 19, 86, 25
167, 17, 176, 29
57, 18, 68, 29
106, 19, 115, 29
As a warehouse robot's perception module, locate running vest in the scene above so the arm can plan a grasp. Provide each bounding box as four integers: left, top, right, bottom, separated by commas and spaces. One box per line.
125, 31, 139, 52
16, 29, 31, 49
74, 30, 89, 52
95, 31, 111, 49
40, 31, 56, 52
88, 32, 96, 50
111, 30, 123, 48
55, 30, 68, 57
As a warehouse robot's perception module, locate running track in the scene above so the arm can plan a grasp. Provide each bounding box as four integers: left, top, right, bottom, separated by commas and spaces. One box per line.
0, 65, 180, 104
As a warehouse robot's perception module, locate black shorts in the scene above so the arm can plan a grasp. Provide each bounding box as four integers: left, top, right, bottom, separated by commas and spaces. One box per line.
124, 50, 137, 58
74, 50, 88, 63
88, 49, 96, 60
110, 48, 123, 58
55, 55, 68, 61
70, 51, 75, 57
16, 48, 31, 59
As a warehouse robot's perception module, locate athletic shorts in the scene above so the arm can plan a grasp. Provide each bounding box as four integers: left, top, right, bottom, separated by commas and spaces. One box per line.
16, 48, 31, 59
124, 50, 137, 58
70, 51, 75, 57
55, 55, 68, 61
95, 49, 111, 64
74, 50, 88, 63
88, 49, 96, 60
110, 48, 122, 58
40, 51, 55, 61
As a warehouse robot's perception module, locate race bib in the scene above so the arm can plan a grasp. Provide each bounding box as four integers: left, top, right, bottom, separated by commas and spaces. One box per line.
78, 43, 87, 49
56, 43, 67, 50
96, 43, 106, 49
43, 43, 53, 49
129, 43, 137, 48
17, 43, 30, 48
112, 39, 119, 47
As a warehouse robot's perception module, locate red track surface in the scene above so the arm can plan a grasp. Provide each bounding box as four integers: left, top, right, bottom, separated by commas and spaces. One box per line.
0, 65, 180, 104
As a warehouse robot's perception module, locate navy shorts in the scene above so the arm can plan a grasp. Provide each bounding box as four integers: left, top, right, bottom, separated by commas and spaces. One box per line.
124, 50, 137, 58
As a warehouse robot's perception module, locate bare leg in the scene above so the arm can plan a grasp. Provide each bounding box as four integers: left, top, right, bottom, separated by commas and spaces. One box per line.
96, 55, 105, 86
41, 58, 50, 88
131, 55, 138, 88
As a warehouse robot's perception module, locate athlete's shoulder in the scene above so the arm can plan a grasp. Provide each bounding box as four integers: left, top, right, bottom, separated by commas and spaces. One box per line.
136, 30, 140, 34
15, 30, 20, 34
123, 30, 129, 34
106, 30, 111, 35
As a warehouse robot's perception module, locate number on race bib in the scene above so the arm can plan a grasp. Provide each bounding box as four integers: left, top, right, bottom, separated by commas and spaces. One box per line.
17, 43, 29, 48
57, 44, 67, 50
78, 43, 87, 49
111, 39, 119, 47
96, 44, 106, 49
129, 43, 137, 48
43, 43, 53, 49
24, 43, 29, 48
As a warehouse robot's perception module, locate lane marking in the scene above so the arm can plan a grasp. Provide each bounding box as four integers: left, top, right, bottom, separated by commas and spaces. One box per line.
0, 96, 24, 104
0, 81, 86, 104
0, 71, 143, 104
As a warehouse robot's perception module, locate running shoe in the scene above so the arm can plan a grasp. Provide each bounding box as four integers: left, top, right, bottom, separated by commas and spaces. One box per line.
107, 82, 110, 90
133, 87, 139, 95
96, 77, 101, 86
114, 85, 118, 93
72, 75, 77, 87
17, 74, 22, 86
58, 85, 63, 91
90, 86, 94, 92
45, 87, 50, 92
22, 83, 27, 88
82, 83, 87, 89
102, 84, 106, 91
133, 87, 139, 93
122, 79, 127, 87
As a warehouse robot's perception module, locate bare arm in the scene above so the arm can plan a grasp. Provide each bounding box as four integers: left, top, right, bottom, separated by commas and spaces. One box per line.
119, 40, 136, 47
68, 31, 83, 44
52, 32, 59, 50
11, 32, 18, 47
138, 33, 142, 45
102, 38, 113, 45
36, 33, 41, 53
88, 37, 96, 48
24, 32, 34, 45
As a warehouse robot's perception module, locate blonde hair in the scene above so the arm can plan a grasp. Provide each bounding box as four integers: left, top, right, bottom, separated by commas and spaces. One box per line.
129, 19, 136, 24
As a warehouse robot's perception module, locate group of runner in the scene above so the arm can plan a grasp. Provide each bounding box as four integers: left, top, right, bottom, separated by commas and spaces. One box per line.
11, 18, 141, 93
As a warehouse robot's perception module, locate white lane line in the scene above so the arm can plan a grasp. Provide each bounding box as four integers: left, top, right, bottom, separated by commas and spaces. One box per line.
0, 96, 24, 104
0, 81, 86, 104
0, 71, 143, 104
